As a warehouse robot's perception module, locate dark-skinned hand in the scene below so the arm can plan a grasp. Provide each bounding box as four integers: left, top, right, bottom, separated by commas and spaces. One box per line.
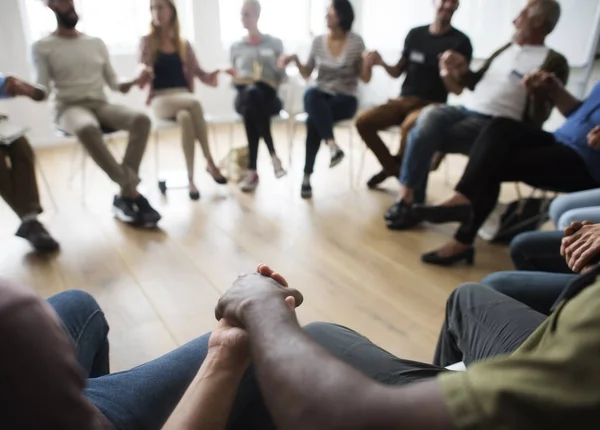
215, 264, 303, 328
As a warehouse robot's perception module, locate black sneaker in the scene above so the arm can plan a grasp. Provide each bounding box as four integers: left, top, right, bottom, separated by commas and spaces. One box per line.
113, 196, 138, 224
385, 200, 420, 231
330, 147, 345, 168
15, 220, 60, 253
301, 183, 312, 199
134, 195, 162, 228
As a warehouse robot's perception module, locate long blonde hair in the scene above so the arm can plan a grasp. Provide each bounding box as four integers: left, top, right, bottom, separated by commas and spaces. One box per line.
148, 0, 187, 63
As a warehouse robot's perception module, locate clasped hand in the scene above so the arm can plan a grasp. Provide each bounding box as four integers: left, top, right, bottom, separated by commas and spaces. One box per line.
208, 265, 303, 364
561, 221, 600, 273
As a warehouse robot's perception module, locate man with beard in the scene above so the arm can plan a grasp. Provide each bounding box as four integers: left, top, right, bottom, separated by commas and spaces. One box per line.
357, 0, 472, 189
385, 0, 569, 235
32, 0, 161, 228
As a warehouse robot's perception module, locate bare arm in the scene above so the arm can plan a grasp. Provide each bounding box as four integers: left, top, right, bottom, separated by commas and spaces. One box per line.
440, 68, 466, 96
293, 55, 315, 80
162, 350, 246, 430
551, 85, 582, 118
381, 56, 407, 79
217, 275, 454, 430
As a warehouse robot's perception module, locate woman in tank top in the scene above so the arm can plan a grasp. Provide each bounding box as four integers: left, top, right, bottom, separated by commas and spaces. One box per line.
138, 0, 227, 201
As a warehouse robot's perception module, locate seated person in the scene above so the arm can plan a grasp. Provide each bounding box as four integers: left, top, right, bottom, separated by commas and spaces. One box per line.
510, 185, 600, 273
412, 78, 600, 266
356, 0, 472, 189
0, 74, 58, 252
484, 221, 600, 315
386, 0, 567, 230
34, 0, 161, 228
139, 0, 227, 201
8, 260, 600, 428
280, 0, 369, 199
228, 0, 287, 193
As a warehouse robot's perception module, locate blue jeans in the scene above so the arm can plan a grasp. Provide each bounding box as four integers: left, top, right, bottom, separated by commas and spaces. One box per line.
510, 230, 572, 273
400, 105, 491, 204
482, 271, 576, 315
303, 87, 358, 175
47, 290, 211, 430
548, 188, 600, 229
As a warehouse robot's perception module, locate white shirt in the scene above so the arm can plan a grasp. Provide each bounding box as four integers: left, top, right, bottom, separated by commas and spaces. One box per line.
32, 34, 120, 105
464, 44, 549, 121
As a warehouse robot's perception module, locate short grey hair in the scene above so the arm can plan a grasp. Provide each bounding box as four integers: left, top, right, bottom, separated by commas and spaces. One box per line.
529, 0, 561, 34
244, 0, 261, 16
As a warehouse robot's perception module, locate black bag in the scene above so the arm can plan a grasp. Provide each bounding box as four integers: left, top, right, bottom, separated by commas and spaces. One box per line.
496, 198, 552, 242
479, 198, 552, 243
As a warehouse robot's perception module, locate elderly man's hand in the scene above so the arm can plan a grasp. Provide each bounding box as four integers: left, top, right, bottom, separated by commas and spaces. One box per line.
561, 222, 600, 273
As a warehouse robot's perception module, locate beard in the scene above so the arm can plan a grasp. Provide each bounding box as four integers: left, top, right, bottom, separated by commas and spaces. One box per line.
55, 8, 79, 29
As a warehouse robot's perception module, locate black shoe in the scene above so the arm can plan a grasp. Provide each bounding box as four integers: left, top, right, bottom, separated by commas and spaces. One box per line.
421, 247, 475, 266
367, 170, 389, 189
134, 195, 162, 228
330, 147, 345, 168
113, 196, 138, 224
189, 190, 200, 201
412, 204, 472, 224
385, 200, 420, 230
384, 200, 403, 221
16, 220, 60, 253
301, 183, 313, 199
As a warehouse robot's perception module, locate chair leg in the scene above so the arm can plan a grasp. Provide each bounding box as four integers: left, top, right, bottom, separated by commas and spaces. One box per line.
35, 157, 57, 212
355, 147, 367, 190
444, 157, 450, 186
289, 121, 297, 168
154, 130, 160, 183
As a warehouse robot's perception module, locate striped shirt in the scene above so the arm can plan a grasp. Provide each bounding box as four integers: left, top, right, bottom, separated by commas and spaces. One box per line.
307, 32, 365, 97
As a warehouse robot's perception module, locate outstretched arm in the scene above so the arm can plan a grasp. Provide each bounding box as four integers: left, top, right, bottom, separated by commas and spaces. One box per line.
216, 268, 453, 430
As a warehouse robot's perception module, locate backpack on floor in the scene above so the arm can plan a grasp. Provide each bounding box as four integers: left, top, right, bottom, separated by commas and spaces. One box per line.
219, 146, 248, 183
478, 197, 553, 243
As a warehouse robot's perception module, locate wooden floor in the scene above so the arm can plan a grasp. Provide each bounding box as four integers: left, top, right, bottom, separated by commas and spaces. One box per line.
0, 124, 523, 371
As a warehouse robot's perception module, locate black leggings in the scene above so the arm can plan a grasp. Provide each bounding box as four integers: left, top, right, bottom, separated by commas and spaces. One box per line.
235, 83, 282, 170
454, 117, 599, 244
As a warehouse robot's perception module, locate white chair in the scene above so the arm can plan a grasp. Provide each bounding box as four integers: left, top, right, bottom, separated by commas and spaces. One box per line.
57, 127, 120, 204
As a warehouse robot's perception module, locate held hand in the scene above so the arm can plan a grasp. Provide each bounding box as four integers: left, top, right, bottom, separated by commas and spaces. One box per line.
4, 76, 37, 99
224, 67, 237, 78
207, 319, 250, 367
561, 222, 600, 273
587, 126, 600, 151
215, 265, 303, 328
277, 54, 297, 70
119, 82, 134, 94
523, 71, 561, 97
135, 67, 154, 88
439, 50, 468, 75
362, 51, 382, 68
206, 70, 219, 87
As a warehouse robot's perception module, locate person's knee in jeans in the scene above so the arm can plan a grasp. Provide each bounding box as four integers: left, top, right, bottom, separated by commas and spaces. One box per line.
49, 290, 109, 341
510, 231, 541, 271
557, 207, 600, 230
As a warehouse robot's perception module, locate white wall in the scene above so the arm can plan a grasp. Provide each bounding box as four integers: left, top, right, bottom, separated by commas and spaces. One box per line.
0, 0, 597, 147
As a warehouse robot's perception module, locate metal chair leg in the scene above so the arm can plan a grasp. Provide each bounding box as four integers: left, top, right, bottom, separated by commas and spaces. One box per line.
35, 157, 58, 211
348, 127, 354, 189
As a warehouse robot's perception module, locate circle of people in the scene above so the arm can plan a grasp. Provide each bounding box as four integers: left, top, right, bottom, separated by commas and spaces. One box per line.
1, 0, 599, 268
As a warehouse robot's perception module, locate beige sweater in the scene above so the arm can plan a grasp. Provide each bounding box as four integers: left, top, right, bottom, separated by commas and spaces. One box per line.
32, 34, 120, 105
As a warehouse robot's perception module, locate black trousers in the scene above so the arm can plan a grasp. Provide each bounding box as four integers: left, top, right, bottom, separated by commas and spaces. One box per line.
227, 284, 546, 429
454, 117, 599, 245
234, 83, 282, 170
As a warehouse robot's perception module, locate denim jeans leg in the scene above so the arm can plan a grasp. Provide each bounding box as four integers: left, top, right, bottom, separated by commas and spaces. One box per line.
47, 290, 110, 378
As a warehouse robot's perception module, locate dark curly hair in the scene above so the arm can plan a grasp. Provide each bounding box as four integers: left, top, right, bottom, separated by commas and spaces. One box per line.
332, 0, 355, 33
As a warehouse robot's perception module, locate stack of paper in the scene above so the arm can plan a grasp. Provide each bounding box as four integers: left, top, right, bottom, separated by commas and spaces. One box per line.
0, 119, 28, 144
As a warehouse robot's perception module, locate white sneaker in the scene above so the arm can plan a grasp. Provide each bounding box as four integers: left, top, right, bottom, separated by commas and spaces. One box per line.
240, 171, 259, 192
272, 155, 287, 178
